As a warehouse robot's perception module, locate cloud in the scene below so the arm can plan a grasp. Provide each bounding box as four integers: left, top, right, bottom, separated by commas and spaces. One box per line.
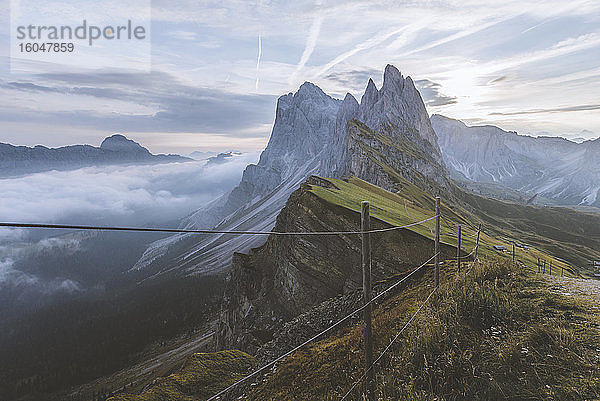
169, 30, 198, 41
256, 34, 262, 91
314, 23, 419, 78
414, 79, 458, 107
0, 258, 82, 294
0, 71, 277, 135
0, 156, 257, 292
488, 75, 508, 84
490, 104, 600, 116
290, 0, 324, 85
0, 157, 258, 226
322, 66, 382, 93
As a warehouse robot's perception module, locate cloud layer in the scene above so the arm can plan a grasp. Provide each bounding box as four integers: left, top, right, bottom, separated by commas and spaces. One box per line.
0, 157, 257, 225
0, 156, 257, 292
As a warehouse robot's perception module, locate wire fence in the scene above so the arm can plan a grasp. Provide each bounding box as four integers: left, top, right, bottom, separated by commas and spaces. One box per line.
340, 287, 439, 401
206, 252, 440, 401
0, 200, 484, 401
0, 216, 435, 237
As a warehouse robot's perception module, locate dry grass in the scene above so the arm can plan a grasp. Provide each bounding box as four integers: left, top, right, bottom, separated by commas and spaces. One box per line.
245, 259, 600, 400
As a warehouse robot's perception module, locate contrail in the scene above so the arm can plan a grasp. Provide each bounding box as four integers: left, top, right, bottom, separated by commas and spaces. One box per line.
255, 34, 262, 91
315, 23, 418, 78
290, 1, 324, 85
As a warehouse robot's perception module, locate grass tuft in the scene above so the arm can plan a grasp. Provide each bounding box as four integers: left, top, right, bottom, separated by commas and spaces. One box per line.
108, 350, 255, 401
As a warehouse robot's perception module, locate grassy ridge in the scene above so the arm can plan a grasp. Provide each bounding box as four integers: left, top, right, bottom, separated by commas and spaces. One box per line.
108, 175, 600, 400
310, 176, 587, 278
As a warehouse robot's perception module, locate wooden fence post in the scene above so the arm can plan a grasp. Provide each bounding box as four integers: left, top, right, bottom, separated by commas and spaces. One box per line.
361, 201, 375, 401
512, 243, 515, 264
457, 224, 462, 274
434, 196, 440, 289
474, 224, 481, 262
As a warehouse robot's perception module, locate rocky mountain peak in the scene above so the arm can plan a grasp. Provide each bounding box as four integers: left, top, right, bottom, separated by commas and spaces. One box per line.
360, 78, 380, 109
100, 134, 150, 154
134, 64, 451, 277
338, 93, 359, 122
355, 65, 440, 153
296, 81, 327, 98
381, 64, 404, 92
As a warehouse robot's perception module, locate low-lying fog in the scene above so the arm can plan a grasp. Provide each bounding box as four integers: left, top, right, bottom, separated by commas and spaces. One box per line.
0, 154, 258, 299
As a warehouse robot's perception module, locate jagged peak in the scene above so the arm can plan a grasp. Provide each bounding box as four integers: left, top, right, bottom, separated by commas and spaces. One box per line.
360, 78, 379, 108
382, 64, 411, 96
342, 92, 359, 107
296, 81, 327, 98
383, 64, 403, 85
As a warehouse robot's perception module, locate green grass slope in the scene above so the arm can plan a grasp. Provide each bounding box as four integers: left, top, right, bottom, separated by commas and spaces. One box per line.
107, 350, 254, 401
310, 176, 599, 277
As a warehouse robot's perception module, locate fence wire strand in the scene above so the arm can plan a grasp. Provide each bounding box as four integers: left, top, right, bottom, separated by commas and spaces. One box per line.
0, 216, 436, 237
339, 286, 438, 400
204, 252, 439, 401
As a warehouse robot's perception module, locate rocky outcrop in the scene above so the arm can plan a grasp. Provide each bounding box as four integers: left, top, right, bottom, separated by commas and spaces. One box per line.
0, 134, 188, 177
217, 177, 458, 352
358, 65, 440, 154
432, 114, 600, 207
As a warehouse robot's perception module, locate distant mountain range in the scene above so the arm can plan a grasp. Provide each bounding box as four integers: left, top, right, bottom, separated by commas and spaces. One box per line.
431, 115, 600, 208
0, 134, 190, 177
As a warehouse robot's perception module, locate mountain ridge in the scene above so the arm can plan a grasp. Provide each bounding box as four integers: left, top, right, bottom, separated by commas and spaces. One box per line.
432, 114, 600, 207
0, 134, 190, 178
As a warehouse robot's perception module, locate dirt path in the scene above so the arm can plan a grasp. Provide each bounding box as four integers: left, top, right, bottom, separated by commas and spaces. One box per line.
544, 275, 600, 314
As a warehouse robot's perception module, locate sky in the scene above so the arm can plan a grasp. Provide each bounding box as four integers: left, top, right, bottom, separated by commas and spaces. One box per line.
1, 0, 599, 154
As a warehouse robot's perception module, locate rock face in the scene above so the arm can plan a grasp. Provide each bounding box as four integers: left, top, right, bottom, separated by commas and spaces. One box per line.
324, 65, 446, 192
133, 64, 448, 279
217, 177, 458, 352
358, 65, 440, 153
432, 114, 600, 207
131, 82, 341, 277
0, 134, 188, 177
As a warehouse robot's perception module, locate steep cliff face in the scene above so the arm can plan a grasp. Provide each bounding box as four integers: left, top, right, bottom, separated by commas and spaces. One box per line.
217, 176, 457, 352
216, 82, 340, 218
358, 65, 440, 154
131, 84, 341, 277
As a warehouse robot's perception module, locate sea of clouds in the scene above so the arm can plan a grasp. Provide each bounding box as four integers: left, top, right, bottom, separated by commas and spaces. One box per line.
0, 154, 258, 292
